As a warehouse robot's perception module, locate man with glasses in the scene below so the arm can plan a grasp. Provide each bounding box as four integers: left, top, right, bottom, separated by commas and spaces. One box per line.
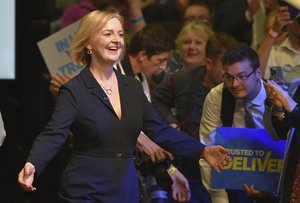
199, 43, 278, 203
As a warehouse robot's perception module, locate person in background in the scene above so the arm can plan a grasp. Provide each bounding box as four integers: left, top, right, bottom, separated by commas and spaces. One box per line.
18, 10, 230, 202
258, 5, 300, 79
199, 43, 278, 203
183, 0, 214, 28
60, 0, 120, 28
153, 21, 214, 85
151, 32, 238, 203
210, 0, 253, 45
264, 80, 300, 203
175, 21, 214, 71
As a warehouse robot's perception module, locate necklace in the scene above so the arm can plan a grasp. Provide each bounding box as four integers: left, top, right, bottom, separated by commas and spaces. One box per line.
100, 74, 114, 95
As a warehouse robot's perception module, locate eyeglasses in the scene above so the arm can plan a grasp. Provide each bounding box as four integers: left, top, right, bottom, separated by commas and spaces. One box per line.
222, 69, 256, 83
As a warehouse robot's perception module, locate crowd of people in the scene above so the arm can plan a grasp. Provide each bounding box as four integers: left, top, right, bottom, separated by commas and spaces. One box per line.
4, 0, 300, 203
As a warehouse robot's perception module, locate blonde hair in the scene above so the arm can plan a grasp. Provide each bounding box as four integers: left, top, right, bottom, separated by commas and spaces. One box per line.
71, 10, 124, 65
175, 21, 214, 51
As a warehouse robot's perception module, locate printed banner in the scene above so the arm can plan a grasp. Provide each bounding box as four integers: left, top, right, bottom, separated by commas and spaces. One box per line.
211, 127, 286, 192
37, 20, 83, 78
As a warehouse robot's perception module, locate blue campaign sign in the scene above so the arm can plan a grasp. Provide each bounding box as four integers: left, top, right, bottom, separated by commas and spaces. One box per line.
211, 127, 286, 192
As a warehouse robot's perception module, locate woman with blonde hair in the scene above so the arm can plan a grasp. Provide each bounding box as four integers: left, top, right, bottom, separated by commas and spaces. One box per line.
175, 21, 214, 70
18, 10, 230, 202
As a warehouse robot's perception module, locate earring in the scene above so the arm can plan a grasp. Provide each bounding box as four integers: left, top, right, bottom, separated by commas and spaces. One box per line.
87, 49, 92, 54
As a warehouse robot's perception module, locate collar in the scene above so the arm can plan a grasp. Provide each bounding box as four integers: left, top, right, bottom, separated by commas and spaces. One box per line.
276, 38, 300, 55
80, 66, 127, 89
247, 79, 266, 106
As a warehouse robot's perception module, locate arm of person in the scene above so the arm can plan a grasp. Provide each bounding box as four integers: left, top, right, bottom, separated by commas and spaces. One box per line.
127, 0, 147, 34
264, 80, 300, 138
139, 82, 230, 171
245, 0, 260, 23
18, 85, 78, 191
167, 164, 191, 202
137, 131, 174, 162
144, 96, 231, 172
151, 75, 179, 127
257, 6, 294, 77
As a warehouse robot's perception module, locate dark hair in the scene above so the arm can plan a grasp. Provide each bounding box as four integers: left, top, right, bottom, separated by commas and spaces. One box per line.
187, 0, 215, 21
128, 25, 172, 58
221, 43, 260, 70
205, 32, 238, 60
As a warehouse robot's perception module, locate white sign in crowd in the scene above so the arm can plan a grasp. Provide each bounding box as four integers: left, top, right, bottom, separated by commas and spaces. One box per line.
37, 20, 83, 78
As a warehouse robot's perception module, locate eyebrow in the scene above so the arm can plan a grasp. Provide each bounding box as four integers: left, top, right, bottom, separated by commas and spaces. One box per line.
102, 29, 123, 33
225, 71, 248, 75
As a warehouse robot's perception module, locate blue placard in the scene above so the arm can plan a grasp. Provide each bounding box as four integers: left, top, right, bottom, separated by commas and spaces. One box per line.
211, 127, 286, 192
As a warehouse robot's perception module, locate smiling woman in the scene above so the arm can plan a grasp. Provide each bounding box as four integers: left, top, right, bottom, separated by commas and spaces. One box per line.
18, 10, 230, 203
175, 21, 214, 70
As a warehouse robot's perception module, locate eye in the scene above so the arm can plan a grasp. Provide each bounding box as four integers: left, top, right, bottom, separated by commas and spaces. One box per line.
195, 40, 203, 45
104, 32, 111, 36
237, 76, 247, 81
118, 32, 124, 37
222, 74, 232, 80
183, 40, 191, 45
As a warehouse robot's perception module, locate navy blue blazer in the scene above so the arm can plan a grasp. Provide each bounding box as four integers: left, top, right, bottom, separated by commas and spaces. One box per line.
273, 86, 300, 203
27, 67, 205, 203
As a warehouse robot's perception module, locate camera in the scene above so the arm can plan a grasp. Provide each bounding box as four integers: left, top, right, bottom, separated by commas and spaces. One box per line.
270, 66, 288, 91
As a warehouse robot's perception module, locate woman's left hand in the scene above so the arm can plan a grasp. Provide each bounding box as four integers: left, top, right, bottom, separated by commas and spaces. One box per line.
202, 145, 231, 173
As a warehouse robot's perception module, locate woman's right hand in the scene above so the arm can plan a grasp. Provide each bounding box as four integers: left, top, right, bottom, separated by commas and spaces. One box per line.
18, 162, 37, 192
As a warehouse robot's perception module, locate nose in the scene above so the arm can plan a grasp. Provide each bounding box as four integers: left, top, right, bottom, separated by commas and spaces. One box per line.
188, 41, 196, 49
112, 33, 121, 42
232, 77, 240, 86
159, 61, 168, 71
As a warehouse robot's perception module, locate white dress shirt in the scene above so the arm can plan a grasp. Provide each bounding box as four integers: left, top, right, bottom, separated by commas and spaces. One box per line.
265, 38, 300, 79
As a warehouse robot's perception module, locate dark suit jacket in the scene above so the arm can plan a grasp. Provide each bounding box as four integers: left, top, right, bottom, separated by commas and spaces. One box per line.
151, 66, 209, 140
151, 67, 210, 184
213, 0, 252, 45
273, 86, 300, 203
27, 67, 205, 202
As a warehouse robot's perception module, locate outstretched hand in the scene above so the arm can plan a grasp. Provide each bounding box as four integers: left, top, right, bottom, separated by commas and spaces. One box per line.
137, 132, 173, 162
244, 184, 269, 198
202, 145, 231, 173
169, 168, 191, 202
18, 162, 36, 192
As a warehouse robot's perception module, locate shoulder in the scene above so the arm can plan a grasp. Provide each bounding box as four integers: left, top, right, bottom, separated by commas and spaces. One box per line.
210, 83, 224, 96
173, 67, 205, 85
174, 66, 205, 78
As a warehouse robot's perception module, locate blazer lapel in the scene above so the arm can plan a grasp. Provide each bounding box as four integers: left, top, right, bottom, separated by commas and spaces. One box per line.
115, 69, 129, 121
80, 67, 115, 114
